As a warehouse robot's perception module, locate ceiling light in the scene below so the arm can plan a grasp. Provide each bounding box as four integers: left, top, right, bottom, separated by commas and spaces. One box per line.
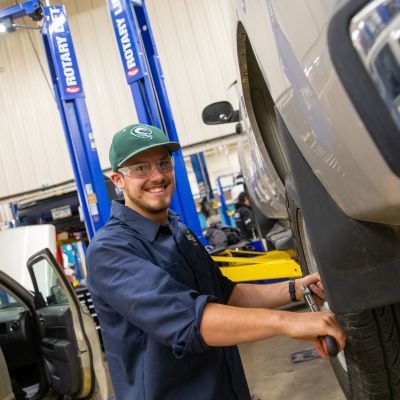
0, 18, 16, 33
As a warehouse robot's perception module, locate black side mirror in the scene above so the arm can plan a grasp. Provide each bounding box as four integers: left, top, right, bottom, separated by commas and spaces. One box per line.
202, 101, 240, 125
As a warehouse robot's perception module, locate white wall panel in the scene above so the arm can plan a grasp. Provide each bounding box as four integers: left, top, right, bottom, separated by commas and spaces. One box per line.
0, 20, 73, 197
0, 0, 137, 198
64, 0, 138, 163
0, 0, 238, 198
146, 0, 238, 144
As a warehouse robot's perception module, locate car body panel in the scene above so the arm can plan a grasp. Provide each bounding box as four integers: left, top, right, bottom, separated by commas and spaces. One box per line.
237, 119, 288, 219
0, 346, 15, 400
233, 0, 400, 225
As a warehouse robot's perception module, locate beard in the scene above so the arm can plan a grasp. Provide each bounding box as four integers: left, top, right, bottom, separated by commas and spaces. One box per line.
123, 176, 175, 220
138, 197, 170, 214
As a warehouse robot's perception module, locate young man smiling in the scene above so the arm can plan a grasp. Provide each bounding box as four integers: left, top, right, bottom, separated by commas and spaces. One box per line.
86, 124, 345, 400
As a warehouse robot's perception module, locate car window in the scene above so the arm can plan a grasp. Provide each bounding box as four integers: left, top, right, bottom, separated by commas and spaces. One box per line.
0, 289, 22, 310
0, 285, 26, 326
31, 259, 68, 306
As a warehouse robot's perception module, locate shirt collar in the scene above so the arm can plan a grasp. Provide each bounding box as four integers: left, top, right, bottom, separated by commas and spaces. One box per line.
110, 200, 180, 242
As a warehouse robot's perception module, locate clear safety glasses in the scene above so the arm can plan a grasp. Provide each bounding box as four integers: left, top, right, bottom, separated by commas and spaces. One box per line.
118, 156, 174, 178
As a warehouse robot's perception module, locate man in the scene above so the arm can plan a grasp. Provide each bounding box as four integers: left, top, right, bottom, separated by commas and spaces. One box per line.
234, 191, 257, 240
86, 124, 345, 400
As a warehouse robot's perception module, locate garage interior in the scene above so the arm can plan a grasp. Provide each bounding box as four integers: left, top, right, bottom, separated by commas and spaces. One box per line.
2, 0, 399, 399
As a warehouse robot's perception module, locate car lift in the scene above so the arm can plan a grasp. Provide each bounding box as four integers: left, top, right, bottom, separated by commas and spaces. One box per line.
216, 174, 232, 226
1, 1, 110, 239
1, 0, 203, 241
213, 249, 302, 282
106, 0, 204, 242
190, 152, 214, 202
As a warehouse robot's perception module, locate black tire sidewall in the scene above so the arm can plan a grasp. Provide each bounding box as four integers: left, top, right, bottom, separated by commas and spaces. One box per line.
285, 175, 352, 398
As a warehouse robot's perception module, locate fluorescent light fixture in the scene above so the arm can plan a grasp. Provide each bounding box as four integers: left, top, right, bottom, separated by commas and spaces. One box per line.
0, 18, 15, 33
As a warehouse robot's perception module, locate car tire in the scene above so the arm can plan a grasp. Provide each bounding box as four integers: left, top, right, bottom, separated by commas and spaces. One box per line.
285, 170, 400, 400
336, 307, 400, 399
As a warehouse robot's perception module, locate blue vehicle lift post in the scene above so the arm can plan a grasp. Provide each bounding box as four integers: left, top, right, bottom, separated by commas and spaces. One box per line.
0, 1, 111, 239
190, 152, 213, 202
216, 175, 232, 227
107, 0, 204, 242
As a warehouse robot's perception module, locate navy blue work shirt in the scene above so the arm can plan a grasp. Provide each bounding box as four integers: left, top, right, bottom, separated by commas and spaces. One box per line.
86, 200, 251, 400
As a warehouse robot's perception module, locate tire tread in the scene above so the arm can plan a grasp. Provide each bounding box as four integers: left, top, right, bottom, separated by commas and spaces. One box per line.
336, 305, 400, 399
285, 176, 400, 400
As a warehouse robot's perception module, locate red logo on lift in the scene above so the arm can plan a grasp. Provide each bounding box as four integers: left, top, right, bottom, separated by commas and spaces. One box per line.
128, 68, 139, 77
66, 86, 81, 94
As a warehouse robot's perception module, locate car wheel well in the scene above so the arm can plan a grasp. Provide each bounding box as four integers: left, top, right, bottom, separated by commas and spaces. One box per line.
236, 22, 288, 184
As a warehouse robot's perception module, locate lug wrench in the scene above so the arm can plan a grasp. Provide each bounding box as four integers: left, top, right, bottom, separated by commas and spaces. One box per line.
300, 284, 339, 357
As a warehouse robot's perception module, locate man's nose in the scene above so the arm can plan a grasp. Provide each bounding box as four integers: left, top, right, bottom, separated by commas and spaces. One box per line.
148, 163, 165, 179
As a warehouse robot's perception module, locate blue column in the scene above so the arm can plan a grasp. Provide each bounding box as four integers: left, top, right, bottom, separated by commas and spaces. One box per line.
107, 0, 204, 243
41, 5, 110, 239
216, 176, 231, 226
190, 152, 213, 201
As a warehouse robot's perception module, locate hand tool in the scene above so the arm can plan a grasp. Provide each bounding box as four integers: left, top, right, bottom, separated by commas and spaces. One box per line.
300, 284, 339, 357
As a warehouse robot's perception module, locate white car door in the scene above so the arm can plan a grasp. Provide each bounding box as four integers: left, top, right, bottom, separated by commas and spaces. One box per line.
26, 248, 113, 399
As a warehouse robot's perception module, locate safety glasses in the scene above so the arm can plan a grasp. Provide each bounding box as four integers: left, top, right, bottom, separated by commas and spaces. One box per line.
118, 156, 174, 178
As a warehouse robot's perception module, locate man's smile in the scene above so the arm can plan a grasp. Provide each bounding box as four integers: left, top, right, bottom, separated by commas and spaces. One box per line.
146, 184, 168, 194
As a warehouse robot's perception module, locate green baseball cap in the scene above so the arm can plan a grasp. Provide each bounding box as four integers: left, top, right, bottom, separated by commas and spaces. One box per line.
109, 124, 180, 171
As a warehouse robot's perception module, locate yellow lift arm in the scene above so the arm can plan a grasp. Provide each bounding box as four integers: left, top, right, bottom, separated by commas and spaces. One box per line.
212, 249, 303, 282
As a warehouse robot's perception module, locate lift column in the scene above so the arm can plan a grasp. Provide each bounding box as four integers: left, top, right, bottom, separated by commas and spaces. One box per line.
216, 175, 232, 226
41, 5, 111, 239
190, 152, 214, 203
107, 0, 204, 242
0, 1, 111, 239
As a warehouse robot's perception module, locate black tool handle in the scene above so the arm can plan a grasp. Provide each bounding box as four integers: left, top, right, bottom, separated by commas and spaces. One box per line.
322, 335, 339, 357
300, 285, 340, 357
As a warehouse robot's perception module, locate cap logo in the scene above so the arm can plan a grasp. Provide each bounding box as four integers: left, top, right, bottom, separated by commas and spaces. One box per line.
130, 126, 153, 139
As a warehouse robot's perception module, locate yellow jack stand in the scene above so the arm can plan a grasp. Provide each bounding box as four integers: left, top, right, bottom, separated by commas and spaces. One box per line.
212, 249, 302, 282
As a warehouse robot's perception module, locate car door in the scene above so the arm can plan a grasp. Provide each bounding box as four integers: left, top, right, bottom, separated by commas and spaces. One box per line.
26, 248, 112, 399
0, 345, 15, 400
0, 271, 50, 400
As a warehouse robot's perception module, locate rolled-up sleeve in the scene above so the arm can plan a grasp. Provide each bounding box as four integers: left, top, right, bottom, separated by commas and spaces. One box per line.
211, 262, 236, 304
87, 241, 216, 358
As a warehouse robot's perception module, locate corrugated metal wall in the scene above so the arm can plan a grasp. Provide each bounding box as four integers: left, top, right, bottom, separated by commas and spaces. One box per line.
145, 0, 238, 141
0, 0, 237, 198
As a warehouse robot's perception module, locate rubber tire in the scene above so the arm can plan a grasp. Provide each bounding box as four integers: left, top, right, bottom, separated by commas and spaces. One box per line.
336, 307, 400, 400
285, 176, 400, 400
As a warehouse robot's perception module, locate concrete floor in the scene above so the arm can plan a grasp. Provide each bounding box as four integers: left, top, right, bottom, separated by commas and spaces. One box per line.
239, 306, 346, 400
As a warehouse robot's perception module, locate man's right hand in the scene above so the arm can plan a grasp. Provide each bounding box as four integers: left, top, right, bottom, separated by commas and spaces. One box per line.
200, 302, 346, 354
278, 310, 346, 358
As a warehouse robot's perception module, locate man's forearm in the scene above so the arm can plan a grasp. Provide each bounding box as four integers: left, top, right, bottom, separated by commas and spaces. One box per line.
227, 273, 326, 309
228, 282, 292, 309
199, 302, 346, 354
199, 303, 284, 346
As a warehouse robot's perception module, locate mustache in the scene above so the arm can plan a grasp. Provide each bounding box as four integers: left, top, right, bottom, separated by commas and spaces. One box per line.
144, 177, 172, 188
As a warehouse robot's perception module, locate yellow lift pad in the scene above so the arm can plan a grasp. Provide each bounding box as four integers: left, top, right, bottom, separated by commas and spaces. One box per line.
213, 249, 302, 282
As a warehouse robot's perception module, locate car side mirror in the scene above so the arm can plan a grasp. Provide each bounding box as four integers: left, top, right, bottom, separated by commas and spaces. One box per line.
202, 101, 240, 125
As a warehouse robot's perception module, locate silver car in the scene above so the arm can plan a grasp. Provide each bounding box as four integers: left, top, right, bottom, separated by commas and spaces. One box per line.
203, 0, 400, 398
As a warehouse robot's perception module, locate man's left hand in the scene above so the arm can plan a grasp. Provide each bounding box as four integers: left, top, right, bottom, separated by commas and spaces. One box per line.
295, 272, 325, 306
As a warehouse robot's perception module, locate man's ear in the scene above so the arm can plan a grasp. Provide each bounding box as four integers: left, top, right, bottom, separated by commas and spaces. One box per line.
110, 172, 125, 190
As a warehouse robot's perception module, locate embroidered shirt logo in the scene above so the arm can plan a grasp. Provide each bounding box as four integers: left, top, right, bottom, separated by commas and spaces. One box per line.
131, 126, 152, 139
185, 229, 200, 247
